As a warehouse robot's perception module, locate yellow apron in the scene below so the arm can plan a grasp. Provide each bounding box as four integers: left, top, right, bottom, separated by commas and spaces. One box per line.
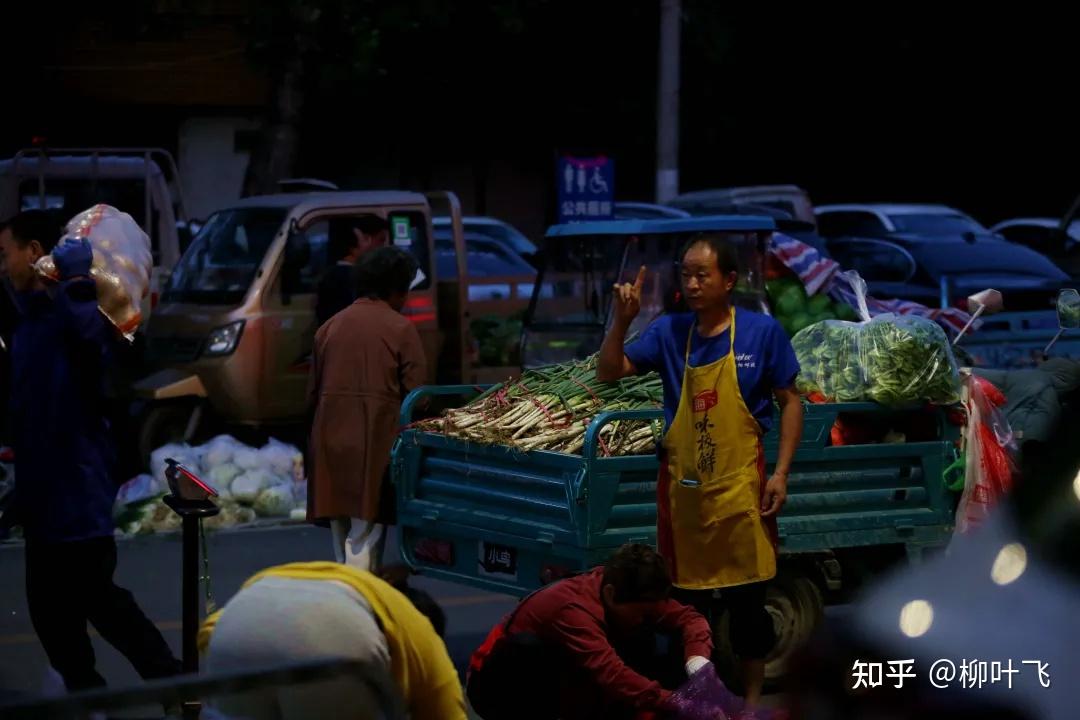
658, 308, 777, 590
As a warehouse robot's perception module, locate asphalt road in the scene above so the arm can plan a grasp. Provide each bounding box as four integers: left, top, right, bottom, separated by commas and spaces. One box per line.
0, 523, 517, 711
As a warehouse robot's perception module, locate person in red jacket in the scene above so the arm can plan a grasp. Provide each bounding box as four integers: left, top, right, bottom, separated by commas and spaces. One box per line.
467, 543, 713, 720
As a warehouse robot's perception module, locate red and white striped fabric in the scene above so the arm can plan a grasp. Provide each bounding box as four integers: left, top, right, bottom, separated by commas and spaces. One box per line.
768, 232, 974, 336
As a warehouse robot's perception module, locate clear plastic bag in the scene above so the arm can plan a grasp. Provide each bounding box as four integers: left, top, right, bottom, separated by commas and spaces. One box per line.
792, 272, 961, 405
35, 204, 153, 339
955, 373, 1017, 534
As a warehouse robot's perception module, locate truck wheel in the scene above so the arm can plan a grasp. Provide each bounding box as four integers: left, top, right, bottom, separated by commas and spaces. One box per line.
712, 571, 824, 690
138, 403, 200, 470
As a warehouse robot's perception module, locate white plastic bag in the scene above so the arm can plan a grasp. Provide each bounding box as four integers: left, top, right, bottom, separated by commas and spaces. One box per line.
150, 443, 200, 490
35, 204, 153, 338
258, 439, 303, 478
116, 474, 163, 506
202, 435, 244, 470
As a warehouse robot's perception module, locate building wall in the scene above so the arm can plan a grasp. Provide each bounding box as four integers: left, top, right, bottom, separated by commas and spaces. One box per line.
177, 117, 258, 219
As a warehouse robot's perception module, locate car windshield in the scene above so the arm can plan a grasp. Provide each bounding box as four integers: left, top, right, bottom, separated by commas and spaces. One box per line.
163, 207, 286, 305
888, 213, 986, 235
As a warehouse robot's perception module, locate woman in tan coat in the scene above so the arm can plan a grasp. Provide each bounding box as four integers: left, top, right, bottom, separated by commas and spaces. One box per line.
307, 246, 427, 570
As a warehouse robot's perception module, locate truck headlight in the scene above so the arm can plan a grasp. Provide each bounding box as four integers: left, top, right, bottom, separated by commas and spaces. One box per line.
203, 321, 245, 357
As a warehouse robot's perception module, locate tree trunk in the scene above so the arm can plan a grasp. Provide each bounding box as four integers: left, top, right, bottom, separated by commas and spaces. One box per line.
243, 53, 305, 197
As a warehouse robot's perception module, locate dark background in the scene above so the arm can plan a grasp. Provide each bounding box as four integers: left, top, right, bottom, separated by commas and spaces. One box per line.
2, 1, 1078, 226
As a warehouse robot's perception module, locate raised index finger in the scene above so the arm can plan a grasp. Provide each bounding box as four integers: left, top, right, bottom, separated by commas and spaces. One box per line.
632, 265, 647, 290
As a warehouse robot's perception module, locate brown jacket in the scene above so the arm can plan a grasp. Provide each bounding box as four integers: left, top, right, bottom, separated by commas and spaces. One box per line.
307, 298, 427, 522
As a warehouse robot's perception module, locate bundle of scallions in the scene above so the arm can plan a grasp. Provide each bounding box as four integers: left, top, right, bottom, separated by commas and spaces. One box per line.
415, 356, 665, 456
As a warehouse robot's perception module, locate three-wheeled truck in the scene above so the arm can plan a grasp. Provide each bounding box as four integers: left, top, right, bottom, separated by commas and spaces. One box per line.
393, 216, 963, 683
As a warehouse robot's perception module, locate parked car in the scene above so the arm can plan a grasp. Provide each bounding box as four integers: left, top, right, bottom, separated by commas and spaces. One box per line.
815, 203, 992, 240
681, 201, 831, 257
433, 215, 538, 259
991, 217, 1080, 278
613, 201, 690, 220
670, 185, 816, 225
433, 228, 536, 297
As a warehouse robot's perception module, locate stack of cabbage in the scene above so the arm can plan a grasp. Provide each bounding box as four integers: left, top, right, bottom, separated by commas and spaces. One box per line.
114, 436, 306, 536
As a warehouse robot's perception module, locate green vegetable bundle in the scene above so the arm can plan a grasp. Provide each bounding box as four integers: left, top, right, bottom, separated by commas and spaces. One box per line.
471, 312, 525, 367
417, 355, 664, 456
793, 314, 960, 405
766, 277, 857, 337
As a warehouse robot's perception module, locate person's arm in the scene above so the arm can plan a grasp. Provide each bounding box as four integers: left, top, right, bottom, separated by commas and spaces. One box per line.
547, 604, 672, 710
398, 322, 428, 397
655, 597, 714, 674
598, 266, 647, 382
762, 321, 804, 517
763, 386, 803, 516
50, 240, 111, 350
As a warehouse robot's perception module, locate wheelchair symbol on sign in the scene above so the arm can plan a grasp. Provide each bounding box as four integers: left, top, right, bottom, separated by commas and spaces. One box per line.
589, 167, 609, 194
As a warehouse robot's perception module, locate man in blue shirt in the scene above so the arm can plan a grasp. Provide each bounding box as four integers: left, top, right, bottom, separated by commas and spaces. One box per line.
598, 234, 804, 706
0, 210, 180, 692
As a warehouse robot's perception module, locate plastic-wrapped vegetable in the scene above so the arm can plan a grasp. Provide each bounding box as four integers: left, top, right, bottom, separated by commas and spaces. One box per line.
792, 272, 960, 405
258, 439, 301, 478
233, 447, 261, 471
203, 435, 243, 469
253, 484, 295, 517
34, 204, 152, 339
208, 464, 242, 494
230, 469, 274, 503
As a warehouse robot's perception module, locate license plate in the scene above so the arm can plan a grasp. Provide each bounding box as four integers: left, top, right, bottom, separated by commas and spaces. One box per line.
478, 541, 518, 579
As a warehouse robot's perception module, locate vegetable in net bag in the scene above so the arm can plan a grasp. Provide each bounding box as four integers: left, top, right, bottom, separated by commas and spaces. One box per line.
792, 272, 960, 405
34, 204, 153, 339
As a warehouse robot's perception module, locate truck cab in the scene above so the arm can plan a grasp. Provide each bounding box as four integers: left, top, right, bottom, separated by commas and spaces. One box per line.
135, 190, 470, 461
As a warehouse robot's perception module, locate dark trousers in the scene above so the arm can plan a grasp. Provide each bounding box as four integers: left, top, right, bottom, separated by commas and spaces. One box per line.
468, 629, 686, 720
672, 582, 775, 660
25, 536, 181, 691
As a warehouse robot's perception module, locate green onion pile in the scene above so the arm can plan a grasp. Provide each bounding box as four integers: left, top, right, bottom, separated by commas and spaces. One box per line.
416, 356, 665, 456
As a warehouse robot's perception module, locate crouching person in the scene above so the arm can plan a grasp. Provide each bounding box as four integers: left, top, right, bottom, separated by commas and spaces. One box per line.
198, 562, 466, 720
467, 543, 714, 720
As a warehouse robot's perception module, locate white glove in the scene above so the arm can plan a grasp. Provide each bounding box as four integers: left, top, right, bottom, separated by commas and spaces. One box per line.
685, 655, 711, 676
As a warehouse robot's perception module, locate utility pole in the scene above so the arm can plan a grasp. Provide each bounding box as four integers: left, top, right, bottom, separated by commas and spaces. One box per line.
655, 0, 681, 203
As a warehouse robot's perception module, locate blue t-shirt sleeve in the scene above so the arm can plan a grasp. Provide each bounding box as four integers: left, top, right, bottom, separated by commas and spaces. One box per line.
765, 318, 800, 389
624, 316, 667, 373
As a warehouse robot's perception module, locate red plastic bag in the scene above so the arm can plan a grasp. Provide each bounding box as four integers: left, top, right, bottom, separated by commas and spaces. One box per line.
955, 374, 1018, 533
667, 668, 788, 720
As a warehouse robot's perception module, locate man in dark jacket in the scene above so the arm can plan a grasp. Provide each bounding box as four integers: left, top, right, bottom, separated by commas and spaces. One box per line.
0, 210, 180, 691
315, 215, 390, 328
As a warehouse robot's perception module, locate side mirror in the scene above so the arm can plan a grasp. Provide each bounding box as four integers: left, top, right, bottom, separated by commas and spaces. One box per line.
952, 288, 1003, 346
1042, 288, 1079, 359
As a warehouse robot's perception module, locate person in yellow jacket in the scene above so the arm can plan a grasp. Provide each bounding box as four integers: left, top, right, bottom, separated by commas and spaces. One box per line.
198, 562, 466, 720
597, 236, 804, 706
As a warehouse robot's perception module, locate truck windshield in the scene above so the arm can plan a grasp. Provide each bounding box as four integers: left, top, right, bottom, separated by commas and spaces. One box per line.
530, 236, 630, 326
163, 207, 286, 305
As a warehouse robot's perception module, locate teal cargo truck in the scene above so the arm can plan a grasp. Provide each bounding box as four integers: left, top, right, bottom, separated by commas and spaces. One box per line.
392, 216, 965, 682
